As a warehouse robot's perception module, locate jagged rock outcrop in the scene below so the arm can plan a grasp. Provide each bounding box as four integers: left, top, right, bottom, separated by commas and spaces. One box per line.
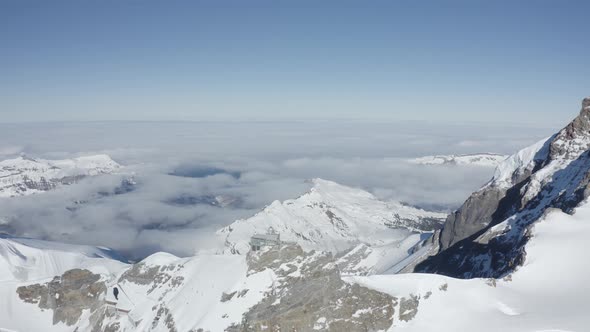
16, 269, 106, 326
550, 97, 590, 161
229, 244, 395, 332
415, 97, 590, 278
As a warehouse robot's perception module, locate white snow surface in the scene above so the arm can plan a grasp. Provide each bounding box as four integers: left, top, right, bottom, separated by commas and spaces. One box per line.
0, 236, 127, 282
490, 136, 551, 189
102, 252, 274, 332
217, 178, 445, 255
350, 201, 590, 332
0, 154, 120, 197
409, 153, 508, 167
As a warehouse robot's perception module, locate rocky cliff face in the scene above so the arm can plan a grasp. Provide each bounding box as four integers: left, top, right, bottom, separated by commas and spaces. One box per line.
415, 97, 590, 278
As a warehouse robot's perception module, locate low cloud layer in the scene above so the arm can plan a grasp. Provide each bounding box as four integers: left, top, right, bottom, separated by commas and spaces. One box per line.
0, 121, 556, 259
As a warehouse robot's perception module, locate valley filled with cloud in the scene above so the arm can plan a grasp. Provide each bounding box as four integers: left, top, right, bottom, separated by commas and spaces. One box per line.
0, 120, 556, 259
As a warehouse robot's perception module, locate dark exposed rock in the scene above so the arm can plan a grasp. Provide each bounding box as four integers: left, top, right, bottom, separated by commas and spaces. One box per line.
152, 305, 178, 332
229, 244, 396, 332
438, 187, 506, 250
119, 261, 184, 294
399, 294, 420, 322
549, 97, 590, 161
16, 269, 106, 326
221, 291, 237, 302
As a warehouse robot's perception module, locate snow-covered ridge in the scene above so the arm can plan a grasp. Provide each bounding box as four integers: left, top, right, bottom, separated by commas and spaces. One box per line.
218, 178, 446, 256
0, 154, 120, 197
408, 153, 508, 167
487, 136, 551, 189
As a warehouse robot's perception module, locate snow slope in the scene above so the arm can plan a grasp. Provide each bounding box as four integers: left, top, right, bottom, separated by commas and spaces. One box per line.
409, 153, 508, 167
98, 252, 275, 332
350, 201, 590, 332
0, 155, 120, 197
0, 236, 129, 331
0, 235, 127, 282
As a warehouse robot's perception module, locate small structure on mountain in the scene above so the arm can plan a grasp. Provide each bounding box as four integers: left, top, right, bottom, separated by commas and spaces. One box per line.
250, 228, 281, 251
105, 284, 133, 315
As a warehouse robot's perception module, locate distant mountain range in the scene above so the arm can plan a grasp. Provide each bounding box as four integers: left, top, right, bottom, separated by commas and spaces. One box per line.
408, 153, 508, 167
0, 154, 120, 197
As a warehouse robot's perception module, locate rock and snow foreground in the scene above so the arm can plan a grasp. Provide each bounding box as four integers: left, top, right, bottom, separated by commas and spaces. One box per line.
1, 202, 589, 331
1, 99, 590, 331
0, 154, 120, 197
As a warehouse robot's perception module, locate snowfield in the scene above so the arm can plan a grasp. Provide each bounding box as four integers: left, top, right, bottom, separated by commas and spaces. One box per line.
0, 235, 127, 282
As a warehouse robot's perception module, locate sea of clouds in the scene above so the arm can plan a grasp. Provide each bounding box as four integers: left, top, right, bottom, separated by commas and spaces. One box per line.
0, 120, 556, 259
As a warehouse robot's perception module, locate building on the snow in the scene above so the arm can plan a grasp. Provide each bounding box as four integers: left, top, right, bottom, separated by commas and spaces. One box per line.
250, 229, 281, 251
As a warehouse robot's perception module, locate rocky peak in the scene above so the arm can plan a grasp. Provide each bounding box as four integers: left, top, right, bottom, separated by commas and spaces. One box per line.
549, 97, 590, 161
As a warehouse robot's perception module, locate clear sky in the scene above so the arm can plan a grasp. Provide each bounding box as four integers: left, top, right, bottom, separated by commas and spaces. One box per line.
1, 0, 589, 124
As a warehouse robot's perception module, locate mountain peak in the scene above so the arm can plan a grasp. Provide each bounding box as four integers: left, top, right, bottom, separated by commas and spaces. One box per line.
218, 178, 446, 255
417, 96, 590, 278
549, 97, 590, 161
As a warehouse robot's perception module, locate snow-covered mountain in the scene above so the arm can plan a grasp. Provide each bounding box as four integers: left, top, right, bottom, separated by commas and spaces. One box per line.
0, 155, 120, 198
413, 97, 590, 278
350, 200, 590, 331
218, 178, 446, 255
408, 153, 508, 167
216, 179, 446, 276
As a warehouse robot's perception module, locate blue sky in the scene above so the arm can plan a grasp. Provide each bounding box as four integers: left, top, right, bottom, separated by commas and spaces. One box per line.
1, 0, 588, 124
